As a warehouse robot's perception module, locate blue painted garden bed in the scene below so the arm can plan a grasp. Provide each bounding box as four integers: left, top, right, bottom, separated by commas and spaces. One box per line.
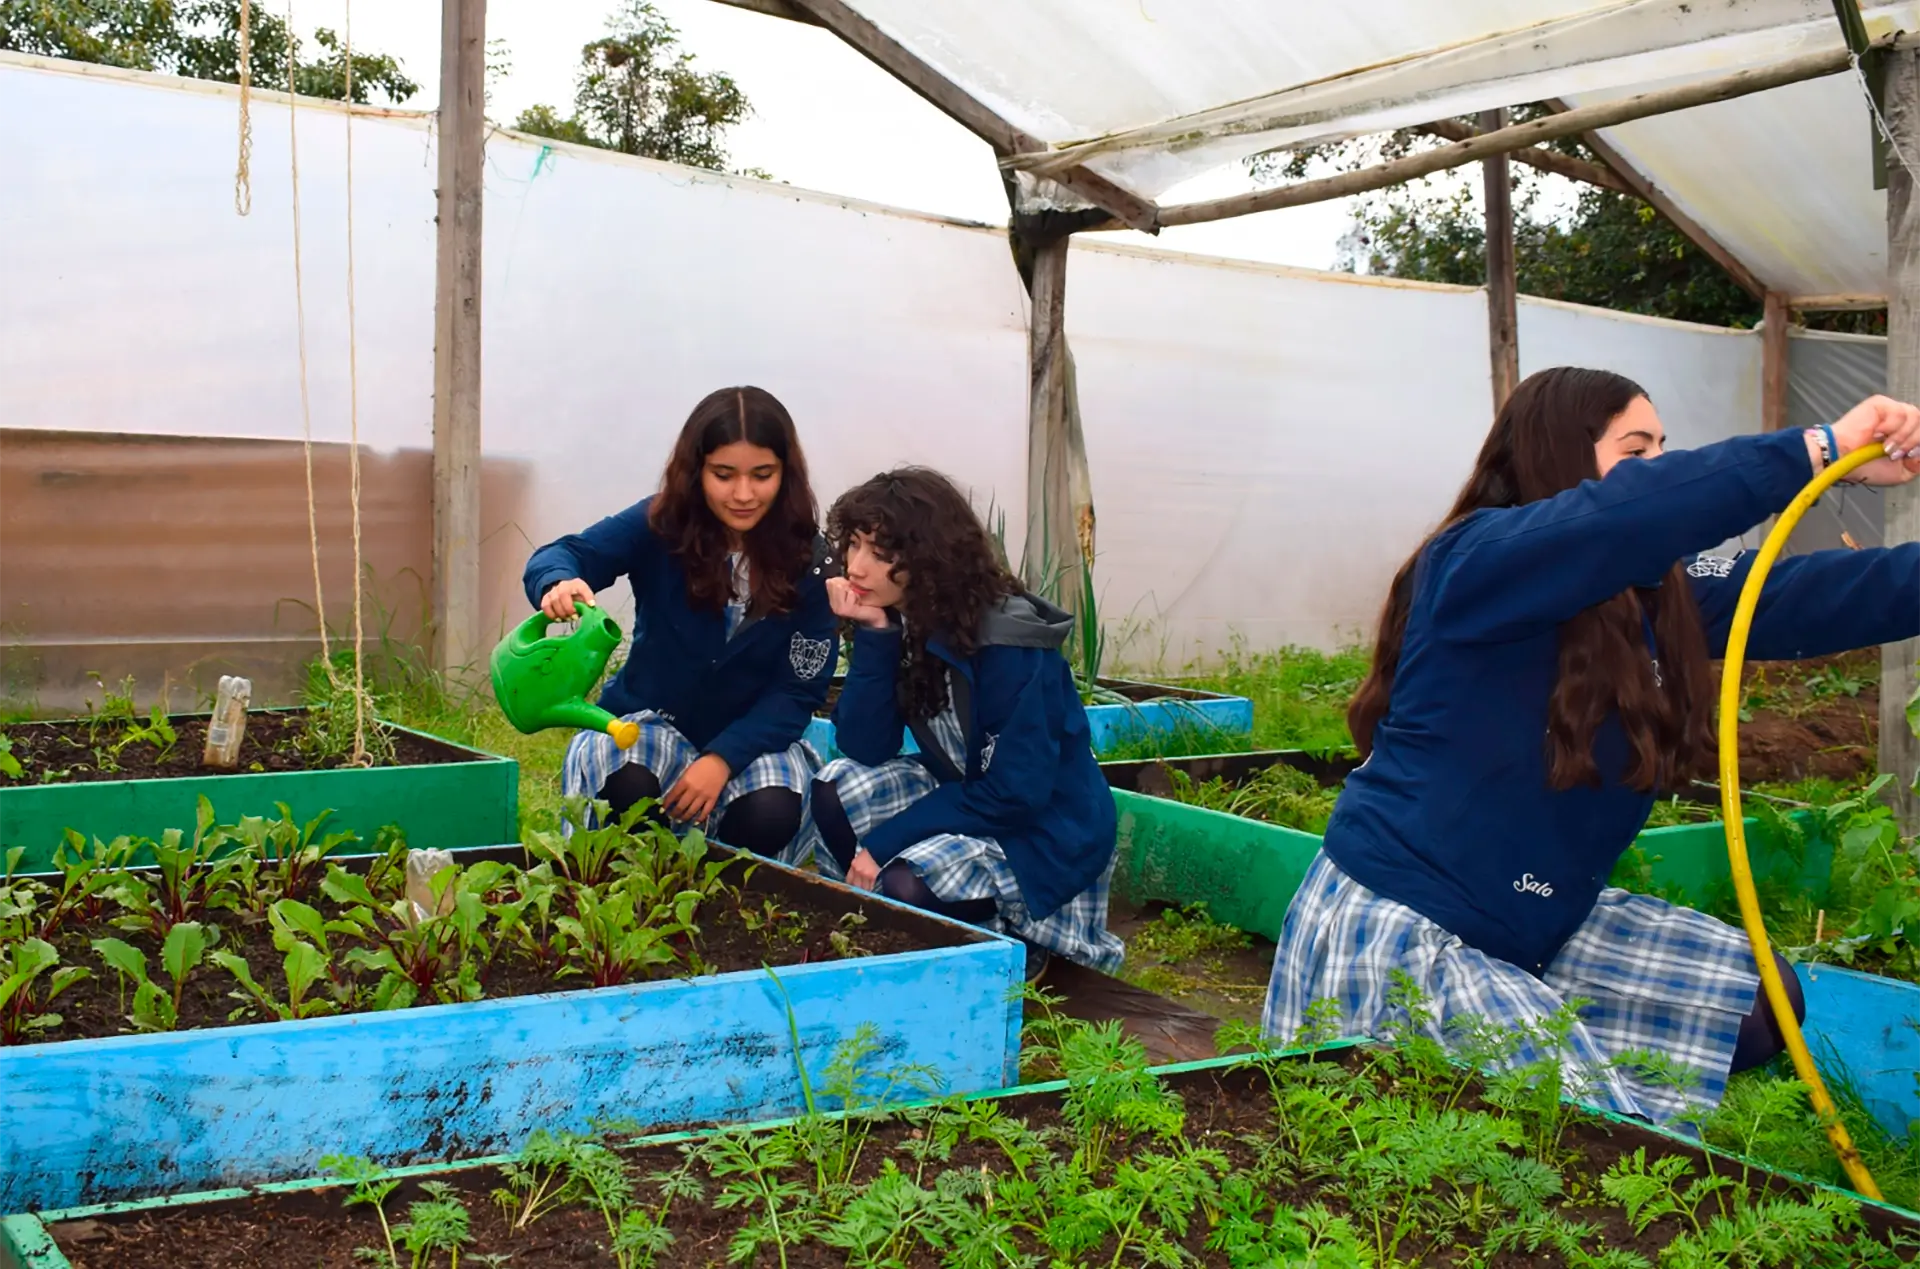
0, 850, 1024, 1213
807, 676, 1252, 762
1796, 961, 1920, 1139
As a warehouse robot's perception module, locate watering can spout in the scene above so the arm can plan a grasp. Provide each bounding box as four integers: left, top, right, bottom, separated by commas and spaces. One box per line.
489, 604, 639, 748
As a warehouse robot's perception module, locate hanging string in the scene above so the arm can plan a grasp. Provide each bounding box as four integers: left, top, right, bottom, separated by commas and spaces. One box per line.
235, 0, 254, 214
344, 0, 370, 767
1851, 52, 1920, 185
288, 0, 333, 679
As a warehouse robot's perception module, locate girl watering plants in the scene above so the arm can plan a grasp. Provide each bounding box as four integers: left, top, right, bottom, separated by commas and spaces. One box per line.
794, 467, 1123, 981
522, 386, 837, 859
1266, 366, 1920, 1127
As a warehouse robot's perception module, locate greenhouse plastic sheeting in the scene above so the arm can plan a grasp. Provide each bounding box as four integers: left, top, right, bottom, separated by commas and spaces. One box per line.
0, 55, 1844, 670
0, 56, 1032, 646
1562, 65, 1891, 299
832, 1, 1913, 300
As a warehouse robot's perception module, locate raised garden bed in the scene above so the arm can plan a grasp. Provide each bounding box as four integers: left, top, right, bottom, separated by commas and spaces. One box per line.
805, 676, 1253, 762
0, 709, 517, 865
0, 808, 1022, 1211
7, 1018, 1918, 1268
1110, 775, 1920, 1146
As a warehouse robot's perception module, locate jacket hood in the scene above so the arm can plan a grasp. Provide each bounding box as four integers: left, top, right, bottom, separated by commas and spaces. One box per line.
977, 591, 1073, 650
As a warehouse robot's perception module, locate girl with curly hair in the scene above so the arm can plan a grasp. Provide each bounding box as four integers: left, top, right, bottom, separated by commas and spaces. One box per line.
794, 467, 1122, 980
522, 386, 838, 858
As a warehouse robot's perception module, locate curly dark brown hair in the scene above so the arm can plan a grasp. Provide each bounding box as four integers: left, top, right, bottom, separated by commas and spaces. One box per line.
1348, 366, 1714, 793
648, 386, 818, 616
828, 467, 1022, 721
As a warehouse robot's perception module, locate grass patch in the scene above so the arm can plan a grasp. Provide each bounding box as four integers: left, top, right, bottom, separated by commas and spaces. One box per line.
1181, 643, 1368, 754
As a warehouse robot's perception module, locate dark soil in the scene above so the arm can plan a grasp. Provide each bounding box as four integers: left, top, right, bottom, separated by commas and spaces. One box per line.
0, 712, 470, 787
49, 1061, 1914, 1268
1721, 653, 1883, 785
32, 856, 926, 1046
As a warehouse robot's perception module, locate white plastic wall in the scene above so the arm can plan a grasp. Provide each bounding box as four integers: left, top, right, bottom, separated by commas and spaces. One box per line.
1065, 243, 1494, 666
6, 55, 1833, 675
0, 58, 1032, 643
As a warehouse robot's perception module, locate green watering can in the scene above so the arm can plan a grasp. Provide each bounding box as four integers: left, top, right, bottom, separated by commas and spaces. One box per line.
490, 603, 640, 748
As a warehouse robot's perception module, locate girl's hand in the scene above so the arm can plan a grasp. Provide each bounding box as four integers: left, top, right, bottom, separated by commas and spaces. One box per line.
826, 577, 891, 630
846, 848, 880, 891
541, 578, 596, 620
1828, 396, 1920, 485
663, 753, 730, 824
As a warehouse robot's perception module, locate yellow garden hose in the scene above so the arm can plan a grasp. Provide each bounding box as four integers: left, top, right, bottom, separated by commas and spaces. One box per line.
1718, 440, 1886, 1199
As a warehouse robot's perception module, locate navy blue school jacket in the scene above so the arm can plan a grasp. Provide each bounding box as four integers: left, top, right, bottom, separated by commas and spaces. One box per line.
1325, 427, 1920, 976
522, 496, 838, 776
833, 593, 1117, 922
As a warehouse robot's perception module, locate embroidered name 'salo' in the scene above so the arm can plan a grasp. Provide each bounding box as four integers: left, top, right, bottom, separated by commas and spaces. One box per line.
1513, 873, 1554, 897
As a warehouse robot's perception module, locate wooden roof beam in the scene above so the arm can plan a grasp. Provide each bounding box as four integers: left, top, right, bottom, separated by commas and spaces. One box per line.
1414, 120, 1628, 192
1155, 39, 1886, 228
1538, 99, 1766, 300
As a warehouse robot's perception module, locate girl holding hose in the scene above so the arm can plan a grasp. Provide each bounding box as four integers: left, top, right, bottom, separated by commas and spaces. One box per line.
522, 386, 837, 860
1265, 366, 1920, 1125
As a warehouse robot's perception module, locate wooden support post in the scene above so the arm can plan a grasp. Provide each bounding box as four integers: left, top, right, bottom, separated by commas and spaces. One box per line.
432, 0, 486, 678
1022, 237, 1091, 610
1481, 108, 1518, 411
1883, 45, 1920, 829
1762, 291, 1791, 433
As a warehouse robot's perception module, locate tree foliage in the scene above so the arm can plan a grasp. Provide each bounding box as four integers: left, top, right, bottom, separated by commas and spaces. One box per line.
1255, 110, 1882, 335
1, 0, 418, 103
512, 1, 754, 175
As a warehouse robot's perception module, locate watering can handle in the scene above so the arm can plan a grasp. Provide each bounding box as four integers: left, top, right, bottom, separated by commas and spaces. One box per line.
510, 602, 606, 652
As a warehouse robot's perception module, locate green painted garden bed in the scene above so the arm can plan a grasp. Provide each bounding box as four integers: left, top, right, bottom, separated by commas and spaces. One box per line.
1, 710, 517, 866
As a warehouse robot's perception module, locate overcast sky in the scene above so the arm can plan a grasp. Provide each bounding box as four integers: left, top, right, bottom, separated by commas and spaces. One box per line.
290, 0, 1377, 270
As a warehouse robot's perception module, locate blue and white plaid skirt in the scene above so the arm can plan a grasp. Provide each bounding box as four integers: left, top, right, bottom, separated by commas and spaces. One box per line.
1263, 850, 1762, 1126
562, 711, 818, 864
793, 755, 1126, 973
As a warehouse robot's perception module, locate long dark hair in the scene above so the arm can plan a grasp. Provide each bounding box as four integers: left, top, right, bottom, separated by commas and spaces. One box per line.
648, 386, 817, 615
1348, 366, 1714, 792
828, 467, 1022, 720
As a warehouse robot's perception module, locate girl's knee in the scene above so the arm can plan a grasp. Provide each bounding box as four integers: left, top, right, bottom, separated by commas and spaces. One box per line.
598, 763, 663, 817
714, 787, 803, 857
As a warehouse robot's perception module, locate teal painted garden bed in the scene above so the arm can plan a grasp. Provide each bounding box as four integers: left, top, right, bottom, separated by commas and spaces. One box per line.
0, 710, 517, 866
0, 848, 1023, 1213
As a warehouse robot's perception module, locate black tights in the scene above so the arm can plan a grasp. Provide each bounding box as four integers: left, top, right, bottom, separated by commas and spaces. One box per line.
596, 764, 802, 859
1728, 951, 1808, 1075
811, 777, 997, 923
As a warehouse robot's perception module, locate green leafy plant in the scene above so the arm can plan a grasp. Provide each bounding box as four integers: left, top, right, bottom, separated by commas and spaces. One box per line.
1164, 761, 1342, 834
106, 797, 235, 937
0, 937, 89, 1044
322, 1154, 403, 1268
325, 860, 509, 1008
393, 1180, 471, 1268
0, 730, 22, 780
91, 921, 214, 1031
214, 937, 335, 1021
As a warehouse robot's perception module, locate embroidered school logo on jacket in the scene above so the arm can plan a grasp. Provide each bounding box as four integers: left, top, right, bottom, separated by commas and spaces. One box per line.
1686, 554, 1739, 579
789, 634, 832, 679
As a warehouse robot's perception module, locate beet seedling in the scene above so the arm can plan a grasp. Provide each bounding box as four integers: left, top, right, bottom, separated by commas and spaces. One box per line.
107, 797, 235, 938
0, 937, 89, 1044
91, 921, 214, 1031
214, 936, 335, 1021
